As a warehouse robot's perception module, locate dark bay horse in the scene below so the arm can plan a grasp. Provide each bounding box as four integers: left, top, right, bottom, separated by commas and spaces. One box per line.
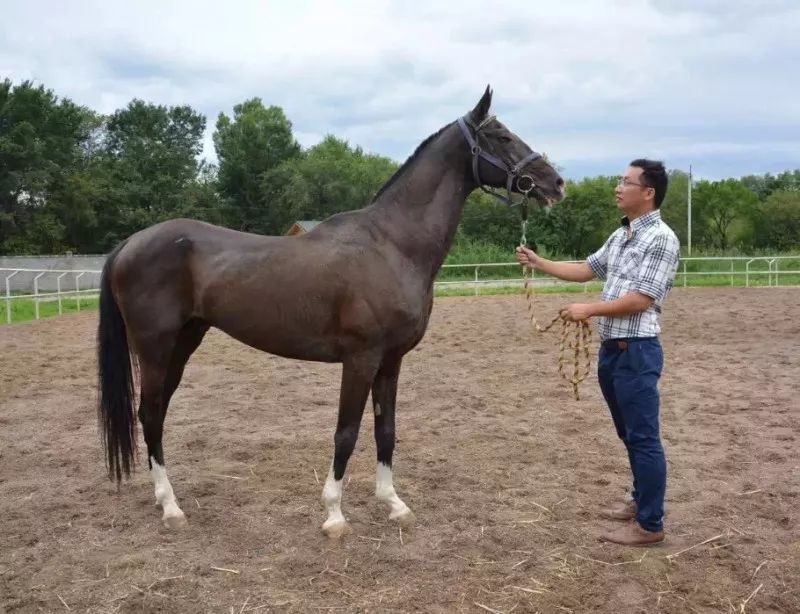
97, 86, 565, 537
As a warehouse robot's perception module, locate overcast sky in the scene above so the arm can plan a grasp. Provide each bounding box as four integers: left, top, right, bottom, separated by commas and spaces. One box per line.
3, 0, 798, 180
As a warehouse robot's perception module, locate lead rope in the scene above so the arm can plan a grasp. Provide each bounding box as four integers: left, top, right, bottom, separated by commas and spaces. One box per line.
519, 206, 593, 400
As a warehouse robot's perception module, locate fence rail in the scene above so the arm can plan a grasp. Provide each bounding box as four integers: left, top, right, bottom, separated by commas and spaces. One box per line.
2, 268, 102, 324
437, 256, 800, 294
2, 255, 799, 324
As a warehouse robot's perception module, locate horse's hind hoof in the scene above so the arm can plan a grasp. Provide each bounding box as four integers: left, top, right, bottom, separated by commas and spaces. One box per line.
390, 508, 416, 528
322, 519, 352, 539
163, 512, 188, 530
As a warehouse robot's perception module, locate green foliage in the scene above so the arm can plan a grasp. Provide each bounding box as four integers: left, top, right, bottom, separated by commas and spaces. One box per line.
751, 190, 800, 250
692, 179, 759, 250
0, 79, 96, 253
0, 77, 798, 258
258, 135, 397, 235
213, 99, 301, 230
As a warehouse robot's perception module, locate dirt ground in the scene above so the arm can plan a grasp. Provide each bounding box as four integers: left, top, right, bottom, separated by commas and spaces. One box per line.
1, 288, 798, 613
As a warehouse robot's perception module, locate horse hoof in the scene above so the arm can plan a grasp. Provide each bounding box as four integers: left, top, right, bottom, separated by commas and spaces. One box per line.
390, 508, 416, 528
163, 512, 188, 530
322, 519, 351, 539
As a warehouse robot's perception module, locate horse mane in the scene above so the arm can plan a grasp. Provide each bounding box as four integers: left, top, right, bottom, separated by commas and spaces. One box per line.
370, 122, 453, 203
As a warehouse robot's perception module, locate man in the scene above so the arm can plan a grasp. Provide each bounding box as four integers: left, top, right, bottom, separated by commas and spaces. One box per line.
516, 159, 680, 546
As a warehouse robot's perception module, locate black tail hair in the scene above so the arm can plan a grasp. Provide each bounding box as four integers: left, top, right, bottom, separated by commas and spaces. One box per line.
97, 243, 137, 482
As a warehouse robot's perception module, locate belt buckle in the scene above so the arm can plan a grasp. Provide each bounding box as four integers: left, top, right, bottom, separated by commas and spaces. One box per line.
616, 340, 628, 351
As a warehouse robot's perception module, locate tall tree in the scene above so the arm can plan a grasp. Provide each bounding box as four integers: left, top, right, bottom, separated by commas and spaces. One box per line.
93, 99, 206, 247
259, 135, 396, 235
214, 99, 301, 230
0, 79, 95, 253
751, 190, 800, 250
693, 179, 759, 250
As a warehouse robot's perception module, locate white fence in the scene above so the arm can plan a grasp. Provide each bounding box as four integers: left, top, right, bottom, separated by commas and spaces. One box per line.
2, 256, 799, 324
2, 268, 102, 324
435, 255, 800, 294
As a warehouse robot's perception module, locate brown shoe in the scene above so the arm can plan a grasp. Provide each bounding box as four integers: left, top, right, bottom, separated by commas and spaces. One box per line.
600, 520, 664, 546
600, 500, 637, 521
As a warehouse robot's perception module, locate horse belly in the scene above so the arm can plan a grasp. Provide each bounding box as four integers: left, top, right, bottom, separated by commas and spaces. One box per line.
204, 291, 344, 362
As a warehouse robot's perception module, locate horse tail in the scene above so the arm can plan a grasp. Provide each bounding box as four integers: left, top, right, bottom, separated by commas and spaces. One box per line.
97, 242, 137, 483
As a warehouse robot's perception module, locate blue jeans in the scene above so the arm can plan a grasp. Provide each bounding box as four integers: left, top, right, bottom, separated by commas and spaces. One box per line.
597, 337, 666, 532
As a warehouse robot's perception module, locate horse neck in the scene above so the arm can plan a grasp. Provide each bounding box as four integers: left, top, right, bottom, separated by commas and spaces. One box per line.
370, 124, 475, 276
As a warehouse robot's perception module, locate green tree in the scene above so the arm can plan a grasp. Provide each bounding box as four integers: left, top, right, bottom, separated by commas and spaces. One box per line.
91, 99, 206, 247
0, 79, 95, 253
214, 99, 301, 230
751, 190, 800, 250
259, 136, 396, 235
693, 179, 759, 250
533, 176, 618, 257
458, 191, 523, 250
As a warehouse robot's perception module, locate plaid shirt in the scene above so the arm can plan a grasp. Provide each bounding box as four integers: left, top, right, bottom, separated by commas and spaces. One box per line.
586, 210, 680, 340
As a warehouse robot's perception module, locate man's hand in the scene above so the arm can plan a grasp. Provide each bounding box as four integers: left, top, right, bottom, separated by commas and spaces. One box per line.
515, 246, 541, 269
560, 303, 596, 321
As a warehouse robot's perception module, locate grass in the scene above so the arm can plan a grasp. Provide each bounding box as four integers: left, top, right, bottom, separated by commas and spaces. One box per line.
1, 296, 99, 324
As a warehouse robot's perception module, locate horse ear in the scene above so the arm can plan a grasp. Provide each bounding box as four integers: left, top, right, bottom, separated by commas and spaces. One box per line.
470, 85, 493, 121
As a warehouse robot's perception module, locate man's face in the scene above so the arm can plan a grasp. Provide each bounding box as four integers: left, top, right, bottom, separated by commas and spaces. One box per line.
615, 166, 653, 213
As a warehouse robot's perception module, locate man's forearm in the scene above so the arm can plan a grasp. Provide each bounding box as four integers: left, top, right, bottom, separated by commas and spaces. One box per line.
589, 292, 653, 317
535, 259, 595, 283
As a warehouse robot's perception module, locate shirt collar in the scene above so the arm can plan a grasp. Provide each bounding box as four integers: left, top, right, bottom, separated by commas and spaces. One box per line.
621, 210, 661, 235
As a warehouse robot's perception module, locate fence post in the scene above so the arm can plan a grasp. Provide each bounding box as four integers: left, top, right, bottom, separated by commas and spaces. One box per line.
33, 272, 45, 320
474, 266, 479, 296
683, 261, 687, 287
76, 273, 85, 311
57, 272, 67, 315
730, 260, 734, 287
4, 271, 19, 324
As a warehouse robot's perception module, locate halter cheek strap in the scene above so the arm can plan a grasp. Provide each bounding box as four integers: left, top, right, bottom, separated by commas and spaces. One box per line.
456, 115, 542, 208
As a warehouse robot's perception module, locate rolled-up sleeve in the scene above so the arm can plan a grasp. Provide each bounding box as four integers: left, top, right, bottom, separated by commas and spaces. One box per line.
586, 237, 611, 280
633, 234, 680, 301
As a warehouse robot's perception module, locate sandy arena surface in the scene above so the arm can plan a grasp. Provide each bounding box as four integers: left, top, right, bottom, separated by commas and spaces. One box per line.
1, 288, 798, 613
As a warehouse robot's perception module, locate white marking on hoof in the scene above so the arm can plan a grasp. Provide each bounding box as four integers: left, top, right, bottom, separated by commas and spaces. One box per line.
321, 466, 349, 538
322, 517, 351, 539
390, 506, 416, 527
151, 457, 186, 529
376, 463, 414, 526
163, 510, 188, 530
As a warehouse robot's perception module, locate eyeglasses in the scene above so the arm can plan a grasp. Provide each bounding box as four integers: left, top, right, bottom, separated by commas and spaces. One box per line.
617, 178, 648, 188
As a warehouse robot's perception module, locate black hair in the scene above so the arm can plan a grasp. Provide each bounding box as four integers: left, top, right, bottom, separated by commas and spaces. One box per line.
630, 159, 668, 208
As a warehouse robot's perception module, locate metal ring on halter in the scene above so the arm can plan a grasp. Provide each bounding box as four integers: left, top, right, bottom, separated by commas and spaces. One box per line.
517, 174, 535, 194
471, 145, 481, 155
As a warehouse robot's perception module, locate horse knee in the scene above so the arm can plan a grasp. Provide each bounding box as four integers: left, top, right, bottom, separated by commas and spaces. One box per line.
334, 425, 359, 456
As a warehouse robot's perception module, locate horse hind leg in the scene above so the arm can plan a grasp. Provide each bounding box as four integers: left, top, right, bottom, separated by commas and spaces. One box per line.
372, 356, 414, 527
139, 320, 208, 530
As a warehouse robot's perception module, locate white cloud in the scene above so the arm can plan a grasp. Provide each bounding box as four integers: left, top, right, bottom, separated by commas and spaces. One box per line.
2, 0, 798, 179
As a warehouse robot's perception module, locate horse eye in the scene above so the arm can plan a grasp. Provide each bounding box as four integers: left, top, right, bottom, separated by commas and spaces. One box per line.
500, 135, 513, 143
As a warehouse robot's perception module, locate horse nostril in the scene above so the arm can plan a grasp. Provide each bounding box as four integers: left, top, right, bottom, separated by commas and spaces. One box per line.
556, 177, 564, 187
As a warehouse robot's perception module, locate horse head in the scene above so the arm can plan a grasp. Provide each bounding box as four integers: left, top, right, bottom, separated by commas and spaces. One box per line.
459, 85, 566, 208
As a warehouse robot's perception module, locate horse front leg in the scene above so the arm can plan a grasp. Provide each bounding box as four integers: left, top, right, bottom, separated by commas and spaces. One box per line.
372, 356, 415, 527
321, 354, 379, 538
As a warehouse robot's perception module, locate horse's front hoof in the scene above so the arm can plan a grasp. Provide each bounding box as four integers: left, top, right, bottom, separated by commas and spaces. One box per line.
322, 519, 351, 539
390, 507, 416, 528
162, 511, 188, 530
